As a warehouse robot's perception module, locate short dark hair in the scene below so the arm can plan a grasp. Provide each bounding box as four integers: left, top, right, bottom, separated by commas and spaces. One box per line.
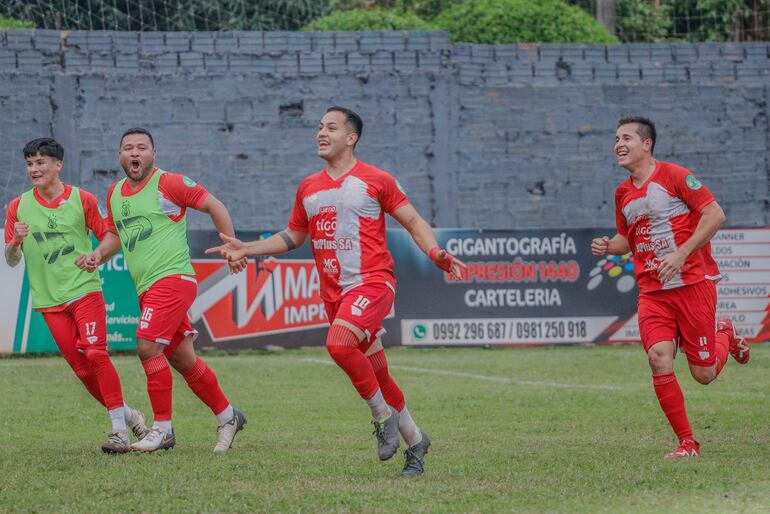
326, 106, 363, 148
120, 127, 155, 148
617, 116, 656, 155
23, 138, 64, 161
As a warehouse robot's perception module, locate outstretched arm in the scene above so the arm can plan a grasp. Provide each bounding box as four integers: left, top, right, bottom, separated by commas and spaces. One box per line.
205, 228, 307, 261
197, 194, 248, 273
390, 203, 466, 279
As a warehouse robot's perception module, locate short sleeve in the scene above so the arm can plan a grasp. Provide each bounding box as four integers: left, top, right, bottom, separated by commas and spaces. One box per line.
614, 189, 629, 237
79, 190, 108, 240
668, 166, 715, 213
380, 173, 409, 214
159, 173, 209, 209
287, 184, 309, 233
105, 183, 118, 233
4, 197, 21, 244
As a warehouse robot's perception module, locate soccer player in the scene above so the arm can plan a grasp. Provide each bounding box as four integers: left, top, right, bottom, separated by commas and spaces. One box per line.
591, 116, 749, 458
4, 138, 148, 453
80, 128, 247, 453
206, 107, 465, 476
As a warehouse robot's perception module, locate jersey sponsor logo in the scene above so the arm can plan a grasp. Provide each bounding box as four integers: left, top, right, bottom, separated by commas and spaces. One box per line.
685, 175, 702, 190
189, 258, 334, 341
115, 216, 153, 252
31, 231, 75, 264
313, 238, 353, 251
315, 219, 337, 238
319, 205, 336, 214
635, 224, 652, 237
635, 238, 670, 253
182, 176, 197, 188
322, 257, 339, 275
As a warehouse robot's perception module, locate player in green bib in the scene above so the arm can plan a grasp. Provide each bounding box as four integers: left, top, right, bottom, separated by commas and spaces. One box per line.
4, 138, 148, 453
81, 128, 247, 453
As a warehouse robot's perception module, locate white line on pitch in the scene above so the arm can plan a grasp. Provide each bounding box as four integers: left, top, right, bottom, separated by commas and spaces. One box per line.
298, 357, 627, 391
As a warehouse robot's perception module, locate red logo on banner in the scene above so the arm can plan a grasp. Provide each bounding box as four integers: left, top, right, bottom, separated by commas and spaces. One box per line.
190, 259, 327, 342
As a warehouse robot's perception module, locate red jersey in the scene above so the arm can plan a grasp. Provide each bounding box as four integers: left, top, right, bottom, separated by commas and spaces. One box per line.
288, 161, 409, 303
615, 160, 721, 294
5, 184, 107, 244
105, 168, 209, 232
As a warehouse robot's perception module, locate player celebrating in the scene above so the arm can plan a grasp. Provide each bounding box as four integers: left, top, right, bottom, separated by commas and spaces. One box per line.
592, 116, 749, 458
5, 138, 148, 453
207, 107, 464, 476
81, 128, 247, 453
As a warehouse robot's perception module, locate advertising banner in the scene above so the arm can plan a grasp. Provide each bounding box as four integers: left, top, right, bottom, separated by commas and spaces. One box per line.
1, 228, 768, 353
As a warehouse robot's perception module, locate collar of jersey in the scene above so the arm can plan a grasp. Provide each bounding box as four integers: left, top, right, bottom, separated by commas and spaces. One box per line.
33, 182, 72, 208
122, 167, 160, 196
630, 160, 660, 190
323, 160, 360, 182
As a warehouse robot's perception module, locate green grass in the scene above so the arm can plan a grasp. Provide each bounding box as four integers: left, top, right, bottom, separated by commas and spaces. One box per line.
2, 345, 770, 513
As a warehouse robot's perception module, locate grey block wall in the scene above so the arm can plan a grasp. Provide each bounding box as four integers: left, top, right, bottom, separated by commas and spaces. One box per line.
0, 30, 768, 229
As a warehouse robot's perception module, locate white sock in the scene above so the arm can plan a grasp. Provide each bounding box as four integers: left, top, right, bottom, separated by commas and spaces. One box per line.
123, 403, 133, 423
109, 407, 127, 432
399, 406, 422, 447
366, 389, 391, 421
153, 421, 173, 434
216, 405, 234, 426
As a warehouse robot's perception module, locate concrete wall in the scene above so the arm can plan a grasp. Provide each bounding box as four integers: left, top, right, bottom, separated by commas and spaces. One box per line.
1, 30, 768, 229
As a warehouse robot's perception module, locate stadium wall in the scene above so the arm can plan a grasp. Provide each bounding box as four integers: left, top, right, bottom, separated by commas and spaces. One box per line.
0, 30, 768, 230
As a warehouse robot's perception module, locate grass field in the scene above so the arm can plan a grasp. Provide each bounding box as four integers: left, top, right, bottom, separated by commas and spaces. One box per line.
2, 344, 770, 513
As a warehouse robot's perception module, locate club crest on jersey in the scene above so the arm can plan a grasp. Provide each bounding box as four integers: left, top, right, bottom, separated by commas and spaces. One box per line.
121, 200, 131, 217
182, 176, 197, 188
47, 214, 58, 229
685, 175, 702, 190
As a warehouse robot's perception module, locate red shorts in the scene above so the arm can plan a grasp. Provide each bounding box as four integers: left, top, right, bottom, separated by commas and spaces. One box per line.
324, 282, 395, 348
638, 279, 717, 367
137, 275, 198, 353
42, 291, 107, 353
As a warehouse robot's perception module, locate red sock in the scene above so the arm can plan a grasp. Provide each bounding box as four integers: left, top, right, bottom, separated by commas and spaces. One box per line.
182, 357, 230, 415
70, 359, 106, 407
326, 325, 379, 400
142, 354, 173, 422
367, 350, 405, 411
714, 330, 730, 375
85, 347, 124, 410
652, 372, 693, 441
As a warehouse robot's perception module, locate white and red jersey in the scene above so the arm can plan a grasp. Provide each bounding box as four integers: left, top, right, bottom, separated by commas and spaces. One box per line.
288, 161, 409, 303
615, 160, 721, 294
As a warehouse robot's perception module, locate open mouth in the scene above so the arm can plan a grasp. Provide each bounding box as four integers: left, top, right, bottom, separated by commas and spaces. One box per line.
130, 160, 141, 172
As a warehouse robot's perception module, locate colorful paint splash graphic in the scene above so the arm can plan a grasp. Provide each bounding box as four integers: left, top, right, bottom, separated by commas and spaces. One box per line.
587, 253, 636, 293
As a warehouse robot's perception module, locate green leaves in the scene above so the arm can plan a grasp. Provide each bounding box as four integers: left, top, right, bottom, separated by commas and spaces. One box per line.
433, 0, 619, 44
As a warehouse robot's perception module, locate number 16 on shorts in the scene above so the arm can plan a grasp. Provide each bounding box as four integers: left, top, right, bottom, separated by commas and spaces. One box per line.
141, 307, 154, 330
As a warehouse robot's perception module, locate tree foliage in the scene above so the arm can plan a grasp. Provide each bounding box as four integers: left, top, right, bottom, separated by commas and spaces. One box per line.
433, 0, 619, 43
303, 8, 435, 31
0, 0, 329, 30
